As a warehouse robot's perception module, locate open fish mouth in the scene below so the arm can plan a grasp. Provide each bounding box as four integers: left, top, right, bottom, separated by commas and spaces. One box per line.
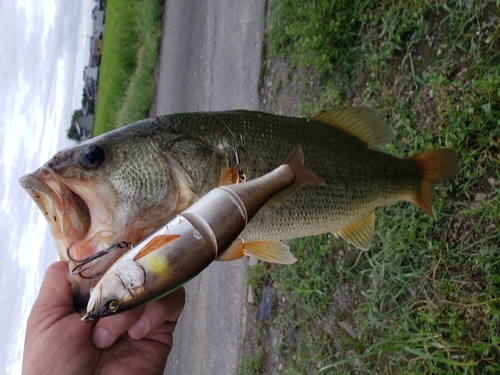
19, 167, 141, 306
19, 168, 91, 260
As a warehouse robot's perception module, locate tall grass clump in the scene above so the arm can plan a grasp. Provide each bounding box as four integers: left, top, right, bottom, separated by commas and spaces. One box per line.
267, 0, 369, 78
94, 0, 163, 135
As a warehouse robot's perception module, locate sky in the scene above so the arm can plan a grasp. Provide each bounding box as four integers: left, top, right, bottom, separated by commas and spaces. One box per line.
0, 0, 95, 373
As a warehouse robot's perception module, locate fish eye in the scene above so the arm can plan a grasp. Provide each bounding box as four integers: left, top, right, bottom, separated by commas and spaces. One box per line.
78, 144, 106, 169
107, 300, 119, 312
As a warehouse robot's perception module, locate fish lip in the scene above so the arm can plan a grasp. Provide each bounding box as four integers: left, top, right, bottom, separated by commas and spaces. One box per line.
19, 171, 64, 213
19, 170, 66, 256
19, 167, 91, 258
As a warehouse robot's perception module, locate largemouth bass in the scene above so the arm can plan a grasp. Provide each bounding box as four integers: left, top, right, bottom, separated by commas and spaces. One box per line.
82, 146, 325, 320
19, 108, 459, 304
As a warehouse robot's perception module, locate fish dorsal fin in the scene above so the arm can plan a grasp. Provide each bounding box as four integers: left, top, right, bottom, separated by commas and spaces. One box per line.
133, 234, 180, 261
217, 238, 245, 261
337, 211, 376, 250
313, 107, 393, 148
219, 167, 240, 186
245, 240, 296, 264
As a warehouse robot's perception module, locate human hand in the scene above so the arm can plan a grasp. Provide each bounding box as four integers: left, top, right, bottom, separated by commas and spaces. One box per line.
22, 261, 185, 375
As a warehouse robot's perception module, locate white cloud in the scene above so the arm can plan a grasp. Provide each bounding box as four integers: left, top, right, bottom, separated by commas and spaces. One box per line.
0, 183, 9, 211
0, 1, 95, 373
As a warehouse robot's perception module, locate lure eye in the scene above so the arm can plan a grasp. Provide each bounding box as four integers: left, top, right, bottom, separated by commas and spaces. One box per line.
107, 300, 119, 312
78, 145, 106, 169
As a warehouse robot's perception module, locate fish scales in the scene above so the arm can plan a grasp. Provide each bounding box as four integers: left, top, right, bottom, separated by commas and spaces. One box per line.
146, 111, 422, 241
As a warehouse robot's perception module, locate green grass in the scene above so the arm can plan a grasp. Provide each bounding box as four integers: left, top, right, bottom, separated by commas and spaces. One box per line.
93, 0, 163, 135
242, 0, 500, 374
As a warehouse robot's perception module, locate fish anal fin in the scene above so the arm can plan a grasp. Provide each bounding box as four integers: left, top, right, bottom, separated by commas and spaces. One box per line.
410, 149, 460, 216
313, 107, 394, 148
219, 167, 239, 186
217, 238, 245, 261
245, 240, 296, 264
133, 234, 180, 261
284, 146, 326, 186
337, 211, 376, 250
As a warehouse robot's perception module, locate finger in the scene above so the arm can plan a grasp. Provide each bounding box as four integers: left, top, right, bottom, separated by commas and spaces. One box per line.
30, 261, 75, 320
91, 305, 144, 349
128, 287, 186, 340
26, 261, 89, 346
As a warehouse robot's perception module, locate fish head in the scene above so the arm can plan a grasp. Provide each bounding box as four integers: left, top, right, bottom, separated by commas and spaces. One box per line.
19, 129, 181, 304
84, 259, 147, 320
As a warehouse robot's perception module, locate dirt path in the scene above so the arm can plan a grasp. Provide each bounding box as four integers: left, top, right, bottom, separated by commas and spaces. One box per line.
154, 1, 266, 373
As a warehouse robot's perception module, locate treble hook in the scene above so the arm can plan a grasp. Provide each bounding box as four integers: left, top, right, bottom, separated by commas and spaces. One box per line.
232, 134, 249, 182
210, 114, 249, 182
67, 241, 133, 279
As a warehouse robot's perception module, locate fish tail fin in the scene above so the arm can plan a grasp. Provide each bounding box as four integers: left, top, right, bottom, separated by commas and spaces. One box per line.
411, 149, 459, 215
284, 146, 326, 186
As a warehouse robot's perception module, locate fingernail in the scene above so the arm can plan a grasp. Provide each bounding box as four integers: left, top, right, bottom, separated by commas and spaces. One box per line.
129, 319, 147, 339
92, 327, 113, 349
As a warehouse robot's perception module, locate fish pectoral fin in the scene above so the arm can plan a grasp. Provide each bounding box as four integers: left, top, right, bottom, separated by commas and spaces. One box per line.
133, 234, 181, 261
217, 238, 245, 261
337, 211, 376, 250
219, 167, 240, 186
313, 107, 394, 148
244, 240, 296, 265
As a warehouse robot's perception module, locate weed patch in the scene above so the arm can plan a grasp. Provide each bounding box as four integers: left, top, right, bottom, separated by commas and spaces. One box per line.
244, 0, 500, 374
